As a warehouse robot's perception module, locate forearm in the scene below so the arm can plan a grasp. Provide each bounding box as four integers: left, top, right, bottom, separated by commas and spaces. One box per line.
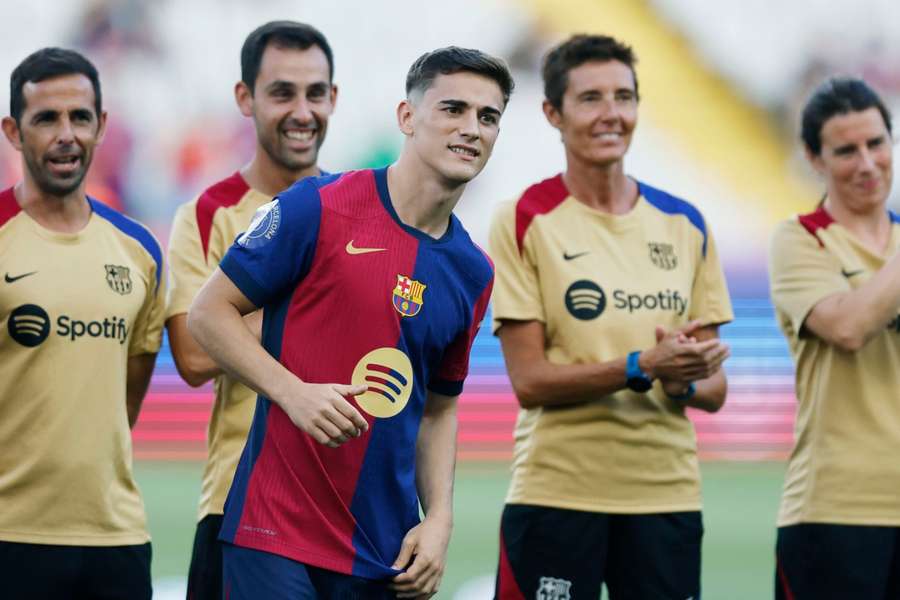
168, 311, 262, 387
680, 369, 727, 413
188, 298, 293, 406
826, 267, 900, 347
508, 357, 628, 409
126, 353, 158, 428
415, 396, 457, 524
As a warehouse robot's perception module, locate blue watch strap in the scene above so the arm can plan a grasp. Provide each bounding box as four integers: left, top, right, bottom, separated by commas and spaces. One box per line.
626, 351, 645, 380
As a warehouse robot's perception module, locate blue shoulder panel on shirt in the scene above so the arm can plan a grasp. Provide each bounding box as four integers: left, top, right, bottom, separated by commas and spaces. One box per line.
90, 198, 162, 291
638, 181, 708, 257
889, 210, 900, 224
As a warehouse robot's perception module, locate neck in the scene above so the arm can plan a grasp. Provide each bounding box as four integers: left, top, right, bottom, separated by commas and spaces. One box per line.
824, 195, 891, 252
14, 175, 91, 233
240, 149, 320, 197
385, 150, 465, 238
563, 152, 636, 214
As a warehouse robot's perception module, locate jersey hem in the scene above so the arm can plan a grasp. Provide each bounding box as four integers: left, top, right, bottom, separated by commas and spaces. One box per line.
0, 530, 150, 546
504, 495, 702, 514
227, 534, 400, 580
777, 514, 900, 527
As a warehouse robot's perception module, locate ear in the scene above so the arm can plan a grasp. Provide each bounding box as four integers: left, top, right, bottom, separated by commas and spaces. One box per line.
396, 99, 414, 137
329, 84, 338, 110
542, 99, 563, 131
806, 146, 826, 176
1, 116, 22, 151
95, 110, 108, 145
235, 81, 254, 118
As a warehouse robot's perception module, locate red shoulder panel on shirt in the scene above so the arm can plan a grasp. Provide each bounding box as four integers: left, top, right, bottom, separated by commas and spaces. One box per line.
797, 205, 834, 247
515, 174, 568, 254
0, 187, 21, 228
196, 172, 250, 260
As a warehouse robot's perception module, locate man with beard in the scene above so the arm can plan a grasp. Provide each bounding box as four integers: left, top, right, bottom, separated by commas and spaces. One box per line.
188, 46, 512, 599
164, 21, 337, 600
0, 48, 164, 599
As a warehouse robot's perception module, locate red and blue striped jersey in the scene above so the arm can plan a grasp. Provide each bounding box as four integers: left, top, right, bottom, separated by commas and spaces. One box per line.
217, 168, 493, 578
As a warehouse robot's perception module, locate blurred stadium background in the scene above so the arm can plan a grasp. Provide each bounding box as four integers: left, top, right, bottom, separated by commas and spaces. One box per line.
3, 0, 900, 598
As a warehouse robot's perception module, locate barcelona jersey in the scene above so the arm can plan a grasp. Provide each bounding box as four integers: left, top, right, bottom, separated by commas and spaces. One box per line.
217, 168, 492, 578
0, 187, 164, 545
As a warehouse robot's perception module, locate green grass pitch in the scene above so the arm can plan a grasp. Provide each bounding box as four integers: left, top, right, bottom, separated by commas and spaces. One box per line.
136, 460, 784, 599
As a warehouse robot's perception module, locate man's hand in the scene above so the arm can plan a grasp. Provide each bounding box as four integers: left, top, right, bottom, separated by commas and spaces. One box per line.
640, 320, 730, 383
274, 382, 369, 448
389, 517, 452, 599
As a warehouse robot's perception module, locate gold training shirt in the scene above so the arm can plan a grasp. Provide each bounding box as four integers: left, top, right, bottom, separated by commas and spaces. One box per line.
770, 207, 900, 526
490, 175, 733, 513
0, 188, 164, 546
166, 172, 272, 520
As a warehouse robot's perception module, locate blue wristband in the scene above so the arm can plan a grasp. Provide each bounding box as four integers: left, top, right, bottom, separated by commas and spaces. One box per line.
667, 382, 696, 402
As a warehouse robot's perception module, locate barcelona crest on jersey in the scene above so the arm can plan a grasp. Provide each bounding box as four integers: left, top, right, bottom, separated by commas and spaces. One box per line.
392, 274, 426, 317
104, 264, 132, 295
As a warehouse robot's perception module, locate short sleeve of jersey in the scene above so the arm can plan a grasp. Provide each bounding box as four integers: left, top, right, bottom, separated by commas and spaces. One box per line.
429, 275, 493, 396
489, 200, 544, 333
769, 218, 847, 336
219, 179, 322, 307
129, 240, 166, 356
166, 201, 211, 319
688, 229, 734, 326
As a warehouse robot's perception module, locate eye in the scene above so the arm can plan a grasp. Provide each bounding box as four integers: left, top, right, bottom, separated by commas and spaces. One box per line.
444, 106, 462, 114
480, 113, 498, 125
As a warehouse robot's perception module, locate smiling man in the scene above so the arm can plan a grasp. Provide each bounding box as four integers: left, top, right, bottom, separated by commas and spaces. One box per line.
187, 47, 513, 599
490, 35, 732, 599
163, 21, 337, 600
0, 48, 164, 600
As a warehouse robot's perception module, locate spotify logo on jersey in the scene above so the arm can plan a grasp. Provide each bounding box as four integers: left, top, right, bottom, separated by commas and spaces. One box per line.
351, 347, 413, 418
7, 304, 51, 347
565, 280, 606, 320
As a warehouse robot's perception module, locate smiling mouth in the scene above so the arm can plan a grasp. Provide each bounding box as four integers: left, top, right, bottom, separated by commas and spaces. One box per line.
449, 145, 479, 158
46, 155, 82, 174
284, 129, 316, 142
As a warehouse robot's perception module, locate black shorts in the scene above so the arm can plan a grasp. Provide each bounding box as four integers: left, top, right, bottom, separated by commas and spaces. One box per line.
495, 504, 702, 600
0, 540, 151, 600
187, 513, 225, 600
776, 523, 900, 599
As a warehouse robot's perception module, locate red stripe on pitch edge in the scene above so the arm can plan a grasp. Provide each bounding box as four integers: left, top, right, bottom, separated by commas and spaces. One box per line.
195, 172, 250, 260
776, 556, 796, 600
496, 528, 526, 600
0, 187, 22, 227
514, 174, 568, 254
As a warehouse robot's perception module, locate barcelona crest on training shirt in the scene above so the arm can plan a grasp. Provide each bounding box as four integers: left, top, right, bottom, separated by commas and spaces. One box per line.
104, 264, 132, 295
392, 274, 426, 317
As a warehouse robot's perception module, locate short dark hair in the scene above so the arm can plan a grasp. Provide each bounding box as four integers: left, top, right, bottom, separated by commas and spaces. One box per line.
801, 77, 893, 155
542, 34, 639, 110
406, 46, 514, 106
10, 47, 102, 124
241, 21, 334, 92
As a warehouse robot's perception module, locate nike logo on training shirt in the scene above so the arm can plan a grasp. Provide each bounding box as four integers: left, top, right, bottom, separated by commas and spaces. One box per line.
4, 271, 36, 283
563, 251, 589, 261
345, 240, 386, 255
841, 269, 864, 278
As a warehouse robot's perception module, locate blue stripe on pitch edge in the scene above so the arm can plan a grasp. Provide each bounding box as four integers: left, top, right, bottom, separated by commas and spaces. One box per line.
638, 181, 708, 256
89, 198, 163, 290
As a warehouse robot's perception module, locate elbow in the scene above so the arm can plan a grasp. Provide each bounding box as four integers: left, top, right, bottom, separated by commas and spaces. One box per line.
175, 361, 210, 388
510, 375, 542, 409
831, 327, 867, 353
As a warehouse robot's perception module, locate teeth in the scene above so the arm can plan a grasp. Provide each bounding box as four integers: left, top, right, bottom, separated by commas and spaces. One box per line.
598, 133, 620, 140
285, 130, 315, 141
450, 147, 477, 157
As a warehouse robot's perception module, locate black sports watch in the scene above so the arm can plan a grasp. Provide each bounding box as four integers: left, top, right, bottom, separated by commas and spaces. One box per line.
625, 351, 653, 392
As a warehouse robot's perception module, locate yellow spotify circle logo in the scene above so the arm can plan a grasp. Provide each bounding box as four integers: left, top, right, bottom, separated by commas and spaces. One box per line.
352, 347, 414, 418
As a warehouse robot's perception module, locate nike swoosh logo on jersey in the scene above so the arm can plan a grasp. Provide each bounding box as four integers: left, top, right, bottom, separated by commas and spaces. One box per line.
346, 240, 386, 255
841, 269, 864, 278
4, 271, 37, 283
563, 251, 589, 261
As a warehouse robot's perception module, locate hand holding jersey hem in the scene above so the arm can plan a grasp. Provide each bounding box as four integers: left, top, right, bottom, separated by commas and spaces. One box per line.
389, 516, 452, 599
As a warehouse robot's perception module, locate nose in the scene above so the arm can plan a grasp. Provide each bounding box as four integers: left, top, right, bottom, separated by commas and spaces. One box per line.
858, 147, 877, 172
290, 98, 314, 123
56, 115, 76, 144
459, 110, 480, 140
598, 98, 619, 122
